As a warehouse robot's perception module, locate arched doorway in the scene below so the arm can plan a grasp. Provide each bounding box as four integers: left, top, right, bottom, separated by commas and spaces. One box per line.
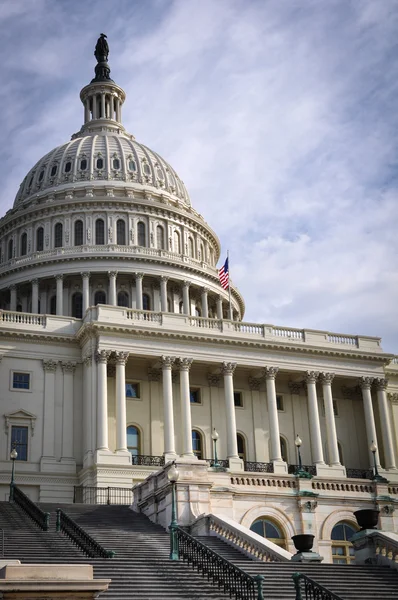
250, 518, 287, 549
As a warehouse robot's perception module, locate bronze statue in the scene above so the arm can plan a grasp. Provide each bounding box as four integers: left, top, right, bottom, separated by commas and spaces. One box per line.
95, 33, 109, 63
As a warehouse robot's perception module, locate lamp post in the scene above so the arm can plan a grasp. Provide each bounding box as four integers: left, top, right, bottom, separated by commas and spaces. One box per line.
294, 434, 312, 479
9, 446, 18, 502
212, 428, 220, 468
370, 441, 388, 483
168, 462, 179, 561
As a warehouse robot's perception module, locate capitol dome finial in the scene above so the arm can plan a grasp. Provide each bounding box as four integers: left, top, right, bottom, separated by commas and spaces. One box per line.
91, 33, 114, 83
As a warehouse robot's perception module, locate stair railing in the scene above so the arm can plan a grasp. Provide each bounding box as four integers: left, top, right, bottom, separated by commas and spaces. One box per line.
175, 526, 264, 600
0, 529, 4, 557
292, 572, 344, 600
56, 509, 115, 558
12, 486, 50, 531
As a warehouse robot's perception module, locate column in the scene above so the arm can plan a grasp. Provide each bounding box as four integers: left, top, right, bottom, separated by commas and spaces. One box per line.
61, 362, 76, 461
375, 378, 396, 469
84, 99, 90, 123
101, 93, 106, 118
96, 350, 111, 451
115, 98, 121, 122
320, 373, 340, 465
305, 371, 324, 464
82, 272, 90, 315
264, 367, 283, 462
216, 295, 223, 320
92, 94, 97, 119
31, 279, 39, 314
115, 351, 129, 452
108, 271, 117, 306
83, 355, 93, 460
201, 287, 209, 319
110, 95, 115, 120
135, 273, 143, 310
221, 362, 239, 459
10, 285, 17, 311
160, 276, 168, 312
360, 377, 380, 468
161, 356, 177, 459
178, 358, 194, 457
182, 281, 190, 315
56, 275, 63, 316
41, 360, 57, 460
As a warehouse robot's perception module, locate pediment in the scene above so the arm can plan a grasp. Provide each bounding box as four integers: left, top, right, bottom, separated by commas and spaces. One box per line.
4, 409, 37, 435
4, 409, 36, 420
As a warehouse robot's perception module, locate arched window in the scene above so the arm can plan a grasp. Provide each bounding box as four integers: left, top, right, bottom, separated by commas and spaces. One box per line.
156, 225, 164, 250
280, 437, 288, 462
174, 231, 181, 254
117, 291, 129, 307
54, 223, 63, 248
127, 425, 140, 457
116, 220, 126, 245
95, 219, 105, 245
36, 227, 44, 251
250, 518, 287, 549
20, 233, 27, 256
237, 433, 246, 461
50, 296, 57, 315
331, 522, 358, 564
72, 292, 83, 318
192, 430, 203, 459
143, 293, 151, 311
188, 237, 194, 258
94, 290, 106, 305
74, 220, 84, 246
137, 222, 146, 247
8, 239, 13, 260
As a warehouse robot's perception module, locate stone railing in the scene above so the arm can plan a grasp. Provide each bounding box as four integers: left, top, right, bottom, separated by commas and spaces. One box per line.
312, 481, 373, 494
0, 311, 46, 326
231, 475, 297, 490
190, 514, 292, 563
352, 530, 398, 570
0, 310, 80, 335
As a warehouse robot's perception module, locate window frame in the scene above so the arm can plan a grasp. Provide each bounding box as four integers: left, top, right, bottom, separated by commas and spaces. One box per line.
36, 227, 44, 252
234, 391, 243, 408
10, 371, 32, 392
20, 232, 28, 256
127, 424, 141, 456
54, 222, 63, 248
192, 429, 204, 459
276, 394, 284, 412
74, 220, 84, 246
126, 382, 141, 400
11, 425, 29, 461
190, 388, 202, 405
95, 218, 105, 245
116, 219, 126, 245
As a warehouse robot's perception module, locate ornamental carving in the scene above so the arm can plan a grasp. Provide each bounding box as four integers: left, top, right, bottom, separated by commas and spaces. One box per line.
107, 364, 116, 378
374, 378, 389, 392
108, 271, 117, 279
319, 372, 335, 385
115, 351, 129, 365
83, 355, 93, 367
359, 376, 373, 391
207, 374, 220, 387
305, 371, 319, 384
161, 356, 175, 369
81, 272, 90, 280
381, 505, 395, 515
299, 500, 317, 513
135, 272, 144, 281
43, 359, 57, 373
388, 393, 398, 404
96, 350, 111, 364
148, 368, 161, 382
288, 382, 302, 395
177, 357, 193, 371
248, 377, 261, 391
221, 362, 237, 376
61, 361, 76, 374
56, 274, 63, 282
264, 366, 278, 380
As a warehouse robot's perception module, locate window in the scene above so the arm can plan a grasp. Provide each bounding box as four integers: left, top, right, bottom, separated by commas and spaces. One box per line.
128, 159, 137, 172
157, 167, 164, 180
117, 291, 129, 307
8, 239, 13, 260
276, 395, 284, 411
280, 436, 288, 462
126, 383, 140, 399
333, 400, 339, 416
95, 219, 105, 245
143, 162, 151, 175
112, 158, 120, 170
143, 293, 151, 311
137, 222, 146, 247
64, 161, 72, 173
38, 169, 45, 182
338, 442, 344, 465
50, 295, 57, 315
190, 388, 201, 404
50, 165, 57, 177
12, 372, 30, 390
96, 157, 104, 170
80, 158, 87, 171
234, 392, 243, 407
127, 425, 140, 456
74, 220, 83, 246
72, 292, 83, 318
36, 227, 44, 251
94, 290, 106, 305
188, 237, 194, 258
192, 430, 203, 459
250, 518, 286, 549
331, 522, 358, 564
200, 243, 205, 261
237, 433, 246, 461
174, 231, 181, 254
116, 220, 126, 245
156, 225, 164, 250
11, 426, 28, 461
28, 175, 34, 189
20, 233, 27, 256
54, 223, 63, 248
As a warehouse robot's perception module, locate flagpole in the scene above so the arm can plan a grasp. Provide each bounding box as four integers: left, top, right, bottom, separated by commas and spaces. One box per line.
228, 249, 233, 320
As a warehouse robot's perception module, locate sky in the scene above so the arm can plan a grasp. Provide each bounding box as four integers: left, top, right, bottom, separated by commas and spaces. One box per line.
0, 0, 397, 352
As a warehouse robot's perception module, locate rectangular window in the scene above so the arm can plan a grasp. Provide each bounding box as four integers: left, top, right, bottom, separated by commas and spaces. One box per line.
126, 383, 140, 399
276, 395, 284, 411
190, 388, 201, 404
12, 372, 30, 390
234, 391, 243, 407
11, 426, 28, 461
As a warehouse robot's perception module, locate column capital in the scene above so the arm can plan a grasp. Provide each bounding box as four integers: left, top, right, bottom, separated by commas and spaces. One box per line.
375, 377, 388, 391
30, 278, 39, 286
135, 272, 144, 281
264, 366, 279, 380
248, 376, 261, 391
305, 370, 319, 384
160, 276, 169, 283
108, 270, 117, 279
148, 368, 161, 382
222, 362, 237, 376
359, 376, 373, 390
61, 361, 77, 374
288, 381, 302, 395
161, 355, 175, 370
207, 373, 220, 387
83, 355, 93, 367
177, 357, 193, 371
115, 351, 129, 365
388, 393, 398, 404
319, 372, 335, 385
183, 280, 191, 289
201, 286, 210, 295
55, 274, 63, 281
42, 359, 57, 373
81, 272, 91, 279
96, 350, 112, 364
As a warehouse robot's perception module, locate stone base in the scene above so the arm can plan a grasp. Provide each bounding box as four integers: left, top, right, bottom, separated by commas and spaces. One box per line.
291, 551, 324, 563
384, 469, 398, 483
94, 449, 132, 466
40, 457, 76, 475
227, 457, 244, 472
316, 464, 346, 478
164, 452, 178, 464
272, 460, 288, 475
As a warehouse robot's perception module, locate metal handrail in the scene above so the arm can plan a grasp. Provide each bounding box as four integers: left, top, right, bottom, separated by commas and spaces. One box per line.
175, 526, 264, 600
73, 485, 133, 505
288, 464, 317, 476
12, 486, 50, 531
131, 454, 165, 467
292, 572, 344, 600
0, 529, 4, 557
56, 509, 115, 558
244, 461, 274, 473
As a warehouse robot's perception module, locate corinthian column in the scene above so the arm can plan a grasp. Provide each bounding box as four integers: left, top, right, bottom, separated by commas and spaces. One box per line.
115, 352, 129, 452
264, 366, 283, 463
221, 362, 239, 457
360, 377, 380, 468
83, 355, 93, 461
305, 371, 324, 464
31, 279, 39, 314
96, 350, 111, 451
319, 372, 340, 466
177, 358, 195, 457
201, 288, 209, 319
41, 360, 57, 461
56, 275, 63, 316
135, 273, 143, 310
375, 378, 396, 469
161, 356, 177, 460
61, 362, 76, 462
81, 272, 90, 315
182, 281, 190, 315
160, 276, 168, 312
108, 271, 117, 306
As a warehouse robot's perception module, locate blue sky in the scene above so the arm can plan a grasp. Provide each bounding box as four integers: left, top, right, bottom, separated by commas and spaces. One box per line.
0, 0, 397, 352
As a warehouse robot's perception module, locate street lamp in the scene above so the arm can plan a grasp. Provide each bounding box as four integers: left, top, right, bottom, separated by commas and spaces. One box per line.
294, 434, 312, 479
370, 441, 388, 483
9, 446, 18, 502
168, 462, 179, 561
212, 428, 220, 468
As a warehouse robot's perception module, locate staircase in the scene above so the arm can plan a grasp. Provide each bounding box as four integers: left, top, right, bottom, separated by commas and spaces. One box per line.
1, 501, 398, 600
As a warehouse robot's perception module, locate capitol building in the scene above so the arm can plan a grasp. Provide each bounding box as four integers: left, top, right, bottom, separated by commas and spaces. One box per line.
1, 36, 397, 564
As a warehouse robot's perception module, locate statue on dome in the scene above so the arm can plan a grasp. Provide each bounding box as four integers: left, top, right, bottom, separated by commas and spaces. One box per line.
94, 33, 109, 63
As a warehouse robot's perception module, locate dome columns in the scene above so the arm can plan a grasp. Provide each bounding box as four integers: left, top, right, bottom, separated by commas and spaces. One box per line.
182, 281, 190, 316
56, 275, 63, 316
80, 83, 126, 133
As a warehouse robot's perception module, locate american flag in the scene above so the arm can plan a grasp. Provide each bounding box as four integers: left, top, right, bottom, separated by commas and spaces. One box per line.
218, 257, 229, 289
